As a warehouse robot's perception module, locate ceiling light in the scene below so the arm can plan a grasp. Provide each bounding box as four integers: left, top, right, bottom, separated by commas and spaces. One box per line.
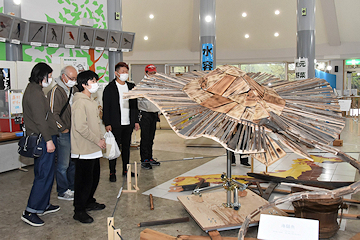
144, 36, 148, 40
242, 12, 247, 17
149, 14, 154, 19
275, 10, 280, 15
13, 0, 21, 5
245, 34, 249, 39
326, 66, 332, 71
274, 32, 279, 37
205, 15, 212, 22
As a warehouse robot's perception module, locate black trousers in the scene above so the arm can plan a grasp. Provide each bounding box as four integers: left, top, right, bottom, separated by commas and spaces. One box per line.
109, 125, 133, 174
231, 152, 249, 164
73, 158, 100, 213
139, 111, 158, 162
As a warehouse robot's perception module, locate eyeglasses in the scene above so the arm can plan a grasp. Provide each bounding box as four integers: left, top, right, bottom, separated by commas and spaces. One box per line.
65, 74, 76, 81
147, 71, 156, 75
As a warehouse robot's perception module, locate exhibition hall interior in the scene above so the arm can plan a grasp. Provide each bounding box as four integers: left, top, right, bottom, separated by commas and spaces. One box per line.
0, 0, 360, 239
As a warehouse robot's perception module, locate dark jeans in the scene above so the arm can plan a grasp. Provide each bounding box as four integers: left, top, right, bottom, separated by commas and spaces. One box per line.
109, 125, 133, 175
139, 111, 158, 161
26, 135, 57, 214
56, 132, 75, 195
73, 158, 100, 213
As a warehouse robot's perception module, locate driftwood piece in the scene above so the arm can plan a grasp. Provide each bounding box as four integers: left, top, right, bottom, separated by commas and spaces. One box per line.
138, 217, 189, 227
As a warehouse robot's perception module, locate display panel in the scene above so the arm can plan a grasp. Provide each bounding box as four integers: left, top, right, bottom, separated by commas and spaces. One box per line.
10, 18, 27, 41
107, 31, 121, 49
120, 32, 134, 50
63, 26, 79, 45
28, 22, 46, 43
79, 28, 95, 46
46, 24, 63, 44
94, 29, 108, 48
0, 14, 14, 40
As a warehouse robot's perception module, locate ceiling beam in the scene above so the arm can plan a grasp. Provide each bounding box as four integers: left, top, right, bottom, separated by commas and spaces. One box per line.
320, 0, 341, 46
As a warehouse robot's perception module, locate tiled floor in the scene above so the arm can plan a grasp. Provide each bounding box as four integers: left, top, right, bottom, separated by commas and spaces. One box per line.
0, 118, 359, 239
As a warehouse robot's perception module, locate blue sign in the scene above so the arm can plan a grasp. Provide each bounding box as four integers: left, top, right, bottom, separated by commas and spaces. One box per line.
202, 43, 213, 71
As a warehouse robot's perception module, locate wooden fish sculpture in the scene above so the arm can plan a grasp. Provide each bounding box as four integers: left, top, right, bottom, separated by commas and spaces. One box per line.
124, 65, 345, 167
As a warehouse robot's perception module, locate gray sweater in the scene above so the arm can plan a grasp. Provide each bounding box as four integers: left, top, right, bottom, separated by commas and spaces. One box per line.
22, 82, 58, 142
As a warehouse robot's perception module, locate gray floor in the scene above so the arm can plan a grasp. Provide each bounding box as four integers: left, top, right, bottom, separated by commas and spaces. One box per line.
0, 119, 359, 239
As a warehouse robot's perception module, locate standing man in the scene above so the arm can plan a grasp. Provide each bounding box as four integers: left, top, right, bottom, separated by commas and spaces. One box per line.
103, 62, 140, 182
138, 65, 161, 169
48, 66, 78, 200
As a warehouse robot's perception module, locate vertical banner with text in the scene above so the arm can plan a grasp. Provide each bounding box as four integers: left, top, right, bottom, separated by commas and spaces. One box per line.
202, 43, 214, 71
295, 58, 308, 80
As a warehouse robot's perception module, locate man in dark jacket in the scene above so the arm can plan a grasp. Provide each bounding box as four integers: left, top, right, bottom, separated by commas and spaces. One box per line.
48, 66, 78, 200
102, 62, 139, 182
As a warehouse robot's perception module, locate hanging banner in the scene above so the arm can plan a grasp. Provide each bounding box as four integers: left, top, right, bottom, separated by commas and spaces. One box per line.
295, 58, 308, 80
202, 43, 214, 71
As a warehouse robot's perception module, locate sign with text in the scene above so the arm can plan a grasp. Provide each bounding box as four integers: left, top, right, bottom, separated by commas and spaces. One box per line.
295, 58, 308, 80
202, 43, 214, 71
257, 214, 319, 240
0, 68, 11, 90
10, 92, 23, 114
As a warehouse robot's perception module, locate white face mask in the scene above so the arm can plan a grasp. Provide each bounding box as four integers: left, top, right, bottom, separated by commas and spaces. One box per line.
42, 77, 52, 88
88, 82, 99, 93
65, 79, 76, 88
118, 73, 128, 82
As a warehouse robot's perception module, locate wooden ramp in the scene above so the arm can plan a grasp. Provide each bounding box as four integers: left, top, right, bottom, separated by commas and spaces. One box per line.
178, 190, 287, 232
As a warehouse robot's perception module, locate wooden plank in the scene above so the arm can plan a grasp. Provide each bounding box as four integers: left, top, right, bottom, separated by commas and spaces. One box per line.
283, 209, 360, 220
138, 217, 189, 227
350, 233, 360, 240
177, 190, 287, 231
140, 228, 176, 240
177, 236, 257, 240
208, 230, 223, 240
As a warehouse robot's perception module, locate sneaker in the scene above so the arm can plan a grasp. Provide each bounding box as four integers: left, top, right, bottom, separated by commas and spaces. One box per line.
149, 158, 160, 166
38, 204, 60, 216
58, 189, 74, 201
231, 162, 236, 166
73, 211, 93, 224
86, 202, 106, 211
109, 173, 116, 182
21, 211, 44, 227
122, 171, 138, 176
141, 161, 152, 170
240, 162, 251, 168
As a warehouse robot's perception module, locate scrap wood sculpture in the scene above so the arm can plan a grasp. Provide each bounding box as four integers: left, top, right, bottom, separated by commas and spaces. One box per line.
124, 65, 360, 239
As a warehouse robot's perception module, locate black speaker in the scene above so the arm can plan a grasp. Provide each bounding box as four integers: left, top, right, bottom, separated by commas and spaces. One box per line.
335, 66, 338, 72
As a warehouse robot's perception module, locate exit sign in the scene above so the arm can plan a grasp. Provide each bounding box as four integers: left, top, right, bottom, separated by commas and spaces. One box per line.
345, 59, 360, 65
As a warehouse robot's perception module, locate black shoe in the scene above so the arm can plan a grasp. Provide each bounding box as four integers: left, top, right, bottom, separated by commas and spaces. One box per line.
38, 204, 60, 216
73, 212, 93, 223
141, 162, 152, 170
21, 211, 44, 227
149, 158, 160, 166
109, 173, 116, 182
122, 171, 138, 176
240, 162, 251, 168
86, 202, 106, 211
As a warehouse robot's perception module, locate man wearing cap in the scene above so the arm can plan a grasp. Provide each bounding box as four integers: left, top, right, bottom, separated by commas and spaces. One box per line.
138, 65, 161, 169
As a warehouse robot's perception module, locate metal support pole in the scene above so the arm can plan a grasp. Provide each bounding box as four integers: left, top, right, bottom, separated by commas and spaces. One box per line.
297, 0, 315, 78
226, 150, 232, 207
4, 0, 22, 61
107, 0, 123, 81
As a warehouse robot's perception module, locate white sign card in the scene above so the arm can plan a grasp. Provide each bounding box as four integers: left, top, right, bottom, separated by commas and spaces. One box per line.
295, 57, 308, 80
257, 214, 319, 240
10, 92, 23, 114
338, 100, 351, 111
62, 57, 88, 73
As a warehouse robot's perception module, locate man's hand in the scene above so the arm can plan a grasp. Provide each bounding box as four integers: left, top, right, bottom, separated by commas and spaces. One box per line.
135, 123, 140, 131
105, 125, 112, 132
62, 129, 69, 133
46, 140, 56, 153
97, 138, 106, 149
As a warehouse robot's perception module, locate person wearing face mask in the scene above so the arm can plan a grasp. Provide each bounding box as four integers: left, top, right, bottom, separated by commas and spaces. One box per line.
47, 66, 78, 201
21, 62, 60, 227
103, 62, 140, 182
71, 70, 106, 224
138, 64, 161, 170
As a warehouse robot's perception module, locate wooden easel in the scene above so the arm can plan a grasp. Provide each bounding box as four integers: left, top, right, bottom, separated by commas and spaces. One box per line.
123, 162, 140, 193
107, 217, 122, 240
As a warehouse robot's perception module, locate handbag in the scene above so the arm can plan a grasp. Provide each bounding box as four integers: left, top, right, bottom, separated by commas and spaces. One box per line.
103, 131, 121, 160
18, 133, 43, 158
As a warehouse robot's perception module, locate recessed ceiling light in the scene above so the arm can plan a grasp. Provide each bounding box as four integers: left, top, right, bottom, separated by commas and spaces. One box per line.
274, 32, 279, 37
205, 15, 212, 22
275, 10, 280, 15
144, 36, 148, 40
245, 34, 249, 39
13, 0, 21, 5
326, 66, 332, 71
242, 12, 247, 17
149, 14, 154, 19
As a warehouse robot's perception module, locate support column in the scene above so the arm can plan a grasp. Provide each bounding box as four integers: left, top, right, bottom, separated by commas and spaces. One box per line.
107, 0, 123, 81
297, 0, 315, 78
4, 0, 22, 61
199, 0, 215, 70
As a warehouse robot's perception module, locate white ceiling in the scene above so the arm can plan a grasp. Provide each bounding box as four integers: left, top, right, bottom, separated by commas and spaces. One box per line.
121, 0, 360, 64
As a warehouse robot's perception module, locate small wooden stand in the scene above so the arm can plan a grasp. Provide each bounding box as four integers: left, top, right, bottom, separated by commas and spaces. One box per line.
123, 162, 140, 193
107, 217, 122, 240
